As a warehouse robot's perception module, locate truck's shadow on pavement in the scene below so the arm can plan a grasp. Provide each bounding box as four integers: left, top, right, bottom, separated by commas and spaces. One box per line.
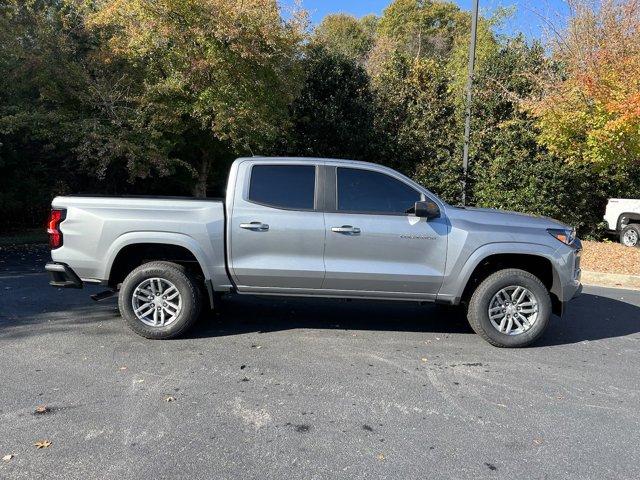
3, 246, 637, 345
186, 291, 640, 347
2, 277, 639, 347
536, 292, 640, 347
194, 296, 472, 336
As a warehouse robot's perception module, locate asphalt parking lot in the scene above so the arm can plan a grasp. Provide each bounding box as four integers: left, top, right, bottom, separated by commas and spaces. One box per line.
1, 245, 639, 479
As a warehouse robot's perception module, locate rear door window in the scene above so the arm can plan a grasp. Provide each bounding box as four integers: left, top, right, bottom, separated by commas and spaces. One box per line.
248, 165, 316, 210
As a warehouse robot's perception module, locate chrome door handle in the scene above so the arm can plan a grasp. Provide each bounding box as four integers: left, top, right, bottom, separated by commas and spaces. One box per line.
239, 222, 269, 231
331, 225, 361, 235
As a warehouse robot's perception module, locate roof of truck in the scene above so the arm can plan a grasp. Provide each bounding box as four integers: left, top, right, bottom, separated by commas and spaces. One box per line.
235, 156, 381, 168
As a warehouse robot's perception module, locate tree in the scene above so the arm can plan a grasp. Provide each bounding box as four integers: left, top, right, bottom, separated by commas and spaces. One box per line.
0, 0, 164, 227
281, 45, 375, 160
467, 35, 640, 236
90, 0, 305, 196
370, 52, 460, 202
529, 0, 640, 167
365, 0, 475, 202
376, 0, 465, 61
468, 38, 583, 223
313, 14, 376, 64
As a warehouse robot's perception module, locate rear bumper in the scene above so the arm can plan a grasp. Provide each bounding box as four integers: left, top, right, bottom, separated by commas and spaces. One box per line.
45, 262, 83, 289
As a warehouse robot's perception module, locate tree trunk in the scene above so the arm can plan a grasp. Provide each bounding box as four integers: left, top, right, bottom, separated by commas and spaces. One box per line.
192, 154, 210, 198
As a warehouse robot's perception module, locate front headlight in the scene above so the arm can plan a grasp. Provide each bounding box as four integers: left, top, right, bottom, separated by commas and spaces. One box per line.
547, 227, 576, 245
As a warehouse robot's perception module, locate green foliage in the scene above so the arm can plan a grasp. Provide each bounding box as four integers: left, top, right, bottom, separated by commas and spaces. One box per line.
468, 37, 588, 229
372, 53, 461, 202
90, 0, 305, 196
377, 0, 465, 60
1, 0, 638, 237
0, 0, 166, 228
313, 14, 376, 63
467, 36, 640, 236
446, 11, 501, 108
280, 45, 375, 160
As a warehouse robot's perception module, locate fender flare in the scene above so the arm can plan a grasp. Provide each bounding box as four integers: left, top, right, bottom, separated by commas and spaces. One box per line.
102, 231, 214, 282
441, 242, 561, 302
618, 212, 640, 231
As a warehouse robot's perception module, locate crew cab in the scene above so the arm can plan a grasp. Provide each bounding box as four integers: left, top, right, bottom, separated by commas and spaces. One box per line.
46, 157, 582, 347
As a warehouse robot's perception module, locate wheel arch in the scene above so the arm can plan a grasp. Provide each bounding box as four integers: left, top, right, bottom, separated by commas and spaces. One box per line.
446, 243, 563, 315
618, 212, 640, 230
103, 233, 215, 307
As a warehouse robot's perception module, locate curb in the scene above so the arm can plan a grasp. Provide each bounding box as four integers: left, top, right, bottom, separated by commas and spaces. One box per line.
581, 270, 640, 291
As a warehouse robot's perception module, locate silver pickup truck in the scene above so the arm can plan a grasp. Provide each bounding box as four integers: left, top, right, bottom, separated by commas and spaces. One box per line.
46, 157, 582, 347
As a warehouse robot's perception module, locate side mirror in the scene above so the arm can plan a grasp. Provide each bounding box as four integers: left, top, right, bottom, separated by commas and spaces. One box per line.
414, 200, 440, 220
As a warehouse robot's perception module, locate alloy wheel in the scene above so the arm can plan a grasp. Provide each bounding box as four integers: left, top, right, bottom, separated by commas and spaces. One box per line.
488, 285, 539, 335
131, 277, 182, 327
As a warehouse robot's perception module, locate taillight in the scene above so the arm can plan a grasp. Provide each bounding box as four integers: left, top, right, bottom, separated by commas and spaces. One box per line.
47, 209, 66, 249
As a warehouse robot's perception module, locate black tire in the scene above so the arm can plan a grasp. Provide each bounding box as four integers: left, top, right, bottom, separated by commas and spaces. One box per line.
620, 224, 640, 247
467, 268, 552, 348
118, 261, 202, 339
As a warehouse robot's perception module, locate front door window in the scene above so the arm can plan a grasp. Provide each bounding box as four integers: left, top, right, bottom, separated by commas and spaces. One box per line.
336, 167, 421, 215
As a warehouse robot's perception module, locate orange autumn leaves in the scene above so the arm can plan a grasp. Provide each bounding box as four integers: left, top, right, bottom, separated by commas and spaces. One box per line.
529, 0, 640, 166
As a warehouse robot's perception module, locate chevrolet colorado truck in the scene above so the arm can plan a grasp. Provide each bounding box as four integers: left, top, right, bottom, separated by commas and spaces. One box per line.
46, 157, 582, 347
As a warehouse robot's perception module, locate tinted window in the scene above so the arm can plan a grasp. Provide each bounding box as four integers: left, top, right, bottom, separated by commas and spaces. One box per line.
249, 165, 315, 210
337, 167, 420, 214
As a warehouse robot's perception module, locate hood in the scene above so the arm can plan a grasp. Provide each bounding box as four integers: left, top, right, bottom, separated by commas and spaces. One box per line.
449, 206, 568, 229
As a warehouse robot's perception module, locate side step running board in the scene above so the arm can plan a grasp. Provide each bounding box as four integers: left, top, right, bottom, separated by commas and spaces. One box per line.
91, 290, 118, 302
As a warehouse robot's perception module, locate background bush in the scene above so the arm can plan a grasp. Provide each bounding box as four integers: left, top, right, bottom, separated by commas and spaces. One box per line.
1, 0, 638, 237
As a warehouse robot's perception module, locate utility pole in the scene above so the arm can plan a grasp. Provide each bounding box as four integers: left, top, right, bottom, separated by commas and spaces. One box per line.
461, 0, 479, 206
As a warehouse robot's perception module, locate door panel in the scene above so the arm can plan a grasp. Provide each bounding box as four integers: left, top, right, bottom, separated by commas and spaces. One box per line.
229, 162, 326, 290
321, 166, 448, 296
322, 213, 448, 295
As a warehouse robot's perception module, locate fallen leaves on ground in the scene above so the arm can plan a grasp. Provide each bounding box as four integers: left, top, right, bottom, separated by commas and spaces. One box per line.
581, 240, 640, 276
34, 405, 50, 415
34, 440, 52, 449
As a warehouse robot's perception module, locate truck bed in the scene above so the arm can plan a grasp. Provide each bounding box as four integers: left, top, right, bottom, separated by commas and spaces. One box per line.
64, 194, 224, 201
50, 195, 229, 287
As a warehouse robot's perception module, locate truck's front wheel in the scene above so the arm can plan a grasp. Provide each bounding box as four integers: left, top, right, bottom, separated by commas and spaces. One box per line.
620, 224, 640, 247
467, 268, 552, 348
118, 261, 202, 339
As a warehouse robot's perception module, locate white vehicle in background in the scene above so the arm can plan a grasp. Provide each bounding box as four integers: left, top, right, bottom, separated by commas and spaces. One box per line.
604, 198, 640, 247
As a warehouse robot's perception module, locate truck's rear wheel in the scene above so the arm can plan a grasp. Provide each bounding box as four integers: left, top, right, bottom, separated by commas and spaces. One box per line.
620, 224, 640, 247
118, 261, 202, 339
467, 268, 552, 348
